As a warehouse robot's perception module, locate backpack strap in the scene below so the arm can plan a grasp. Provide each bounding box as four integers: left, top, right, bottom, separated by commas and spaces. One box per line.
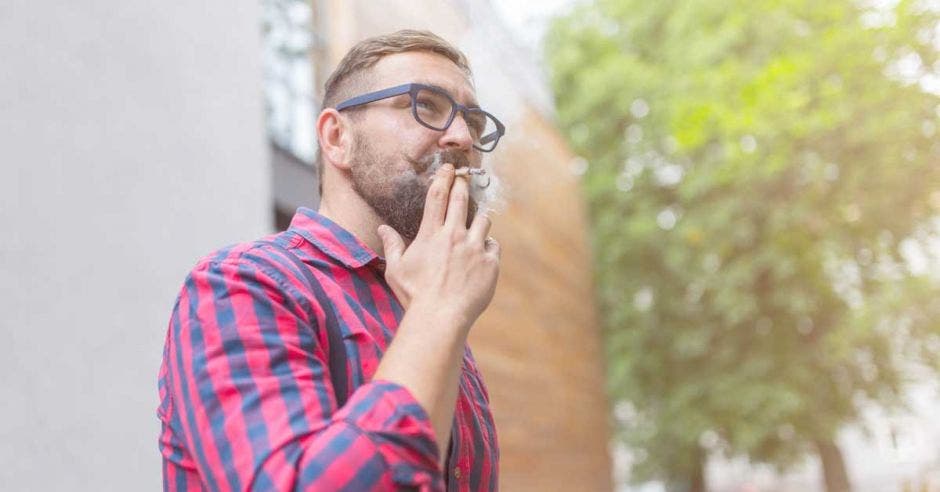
265, 241, 349, 409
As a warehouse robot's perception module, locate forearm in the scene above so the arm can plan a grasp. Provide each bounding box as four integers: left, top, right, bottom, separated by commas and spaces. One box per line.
373, 298, 471, 465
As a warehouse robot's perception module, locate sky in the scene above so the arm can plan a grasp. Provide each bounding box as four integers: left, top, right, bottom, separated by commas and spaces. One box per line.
490, 0, 579, 54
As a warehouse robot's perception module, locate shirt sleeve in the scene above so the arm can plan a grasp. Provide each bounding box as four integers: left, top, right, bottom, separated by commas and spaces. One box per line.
163, 250, 444, 491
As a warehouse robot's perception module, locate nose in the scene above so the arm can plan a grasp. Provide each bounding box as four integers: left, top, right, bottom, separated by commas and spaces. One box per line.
438, 110, 474, 151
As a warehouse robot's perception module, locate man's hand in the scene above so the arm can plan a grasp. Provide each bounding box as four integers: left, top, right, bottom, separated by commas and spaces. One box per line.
373, 163, 501, 465
378, 163, 500, 327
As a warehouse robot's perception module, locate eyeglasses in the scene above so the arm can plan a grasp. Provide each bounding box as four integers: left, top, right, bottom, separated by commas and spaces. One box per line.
334, 83, 506, 152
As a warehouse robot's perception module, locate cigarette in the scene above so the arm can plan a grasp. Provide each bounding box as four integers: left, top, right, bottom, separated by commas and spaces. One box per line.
455, 168, 486, 177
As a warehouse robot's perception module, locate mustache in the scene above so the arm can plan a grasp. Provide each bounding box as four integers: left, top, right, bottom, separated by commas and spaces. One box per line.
408, 150, 471, 174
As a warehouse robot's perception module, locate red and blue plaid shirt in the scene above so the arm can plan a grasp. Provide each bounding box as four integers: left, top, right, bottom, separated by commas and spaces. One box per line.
158, 208, 499, 491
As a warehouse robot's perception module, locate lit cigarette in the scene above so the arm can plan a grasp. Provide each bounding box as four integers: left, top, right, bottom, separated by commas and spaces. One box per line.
455, 168, 486, 177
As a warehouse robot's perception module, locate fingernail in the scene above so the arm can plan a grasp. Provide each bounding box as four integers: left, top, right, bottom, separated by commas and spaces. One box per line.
441, 163, 454, 172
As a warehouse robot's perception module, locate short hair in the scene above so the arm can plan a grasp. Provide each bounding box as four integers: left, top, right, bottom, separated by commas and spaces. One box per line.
322, 29, 472, 109
316, 30, 473, 195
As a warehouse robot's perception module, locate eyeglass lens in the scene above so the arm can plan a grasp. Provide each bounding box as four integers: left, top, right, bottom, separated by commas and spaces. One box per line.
413, 87, 499, 151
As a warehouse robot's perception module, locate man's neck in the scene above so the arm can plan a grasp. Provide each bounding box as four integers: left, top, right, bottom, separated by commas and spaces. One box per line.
317, 190, 386, 258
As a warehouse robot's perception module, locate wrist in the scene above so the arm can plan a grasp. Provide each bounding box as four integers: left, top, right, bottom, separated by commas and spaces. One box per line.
406, 296, 474, 335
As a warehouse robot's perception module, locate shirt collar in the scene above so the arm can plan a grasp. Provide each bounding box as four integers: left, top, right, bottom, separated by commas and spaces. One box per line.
287, 207, 384, 270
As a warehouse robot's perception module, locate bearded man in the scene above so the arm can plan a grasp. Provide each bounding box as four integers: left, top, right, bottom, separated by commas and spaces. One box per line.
157, 30, 505, 491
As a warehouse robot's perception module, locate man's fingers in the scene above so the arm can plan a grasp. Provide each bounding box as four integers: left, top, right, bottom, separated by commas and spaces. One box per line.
377, 224, 405, 263
419, 164, 455, 233
468, 213, 492, 244
444, 172, 470, 230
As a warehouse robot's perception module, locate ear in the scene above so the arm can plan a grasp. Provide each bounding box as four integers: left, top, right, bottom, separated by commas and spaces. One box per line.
317, 108, 353, 171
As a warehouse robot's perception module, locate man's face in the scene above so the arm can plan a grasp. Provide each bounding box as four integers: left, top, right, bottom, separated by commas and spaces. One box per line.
345, 51, 486, 242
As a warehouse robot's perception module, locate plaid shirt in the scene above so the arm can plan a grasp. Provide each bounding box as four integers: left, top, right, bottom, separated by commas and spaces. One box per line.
158, 208, 499, 491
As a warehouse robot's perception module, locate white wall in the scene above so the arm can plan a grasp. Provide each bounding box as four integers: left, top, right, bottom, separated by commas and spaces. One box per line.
0, 1, 271, 489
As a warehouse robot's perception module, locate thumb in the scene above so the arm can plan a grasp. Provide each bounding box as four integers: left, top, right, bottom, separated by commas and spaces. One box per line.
377, 224, 405, 262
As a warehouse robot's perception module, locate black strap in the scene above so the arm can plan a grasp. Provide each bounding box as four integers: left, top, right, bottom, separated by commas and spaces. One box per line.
265, 241, 349, 408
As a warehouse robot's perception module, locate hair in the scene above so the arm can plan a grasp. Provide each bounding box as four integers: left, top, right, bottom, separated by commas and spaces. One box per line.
316, 30, 473, 196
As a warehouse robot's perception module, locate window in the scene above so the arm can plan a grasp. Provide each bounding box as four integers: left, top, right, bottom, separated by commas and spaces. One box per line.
261, 0, 323, 229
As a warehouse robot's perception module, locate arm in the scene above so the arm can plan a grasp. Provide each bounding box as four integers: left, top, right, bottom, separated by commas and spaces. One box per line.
373, 163, 501, 465
165, 251, 442, 491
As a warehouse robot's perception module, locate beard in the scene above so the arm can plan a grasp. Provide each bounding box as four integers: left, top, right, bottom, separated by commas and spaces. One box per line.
349, 133, 478, 242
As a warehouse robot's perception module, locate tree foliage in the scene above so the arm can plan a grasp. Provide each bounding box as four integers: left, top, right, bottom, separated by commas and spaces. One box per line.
547, 0, 940, 486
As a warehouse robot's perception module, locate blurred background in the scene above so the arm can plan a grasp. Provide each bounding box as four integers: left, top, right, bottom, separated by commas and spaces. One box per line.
1, 0, 937, 491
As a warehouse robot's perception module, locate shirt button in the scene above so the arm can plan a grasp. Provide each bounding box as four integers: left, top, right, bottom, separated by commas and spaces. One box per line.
454, 467, 462, 479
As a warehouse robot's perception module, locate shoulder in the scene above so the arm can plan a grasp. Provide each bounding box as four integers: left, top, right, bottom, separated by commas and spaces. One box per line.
170, 230, 330, 326
188, 231, 306, 278
177, 231, 320, 305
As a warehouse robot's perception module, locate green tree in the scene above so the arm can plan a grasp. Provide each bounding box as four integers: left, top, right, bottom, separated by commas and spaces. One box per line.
546, 1, 940, 491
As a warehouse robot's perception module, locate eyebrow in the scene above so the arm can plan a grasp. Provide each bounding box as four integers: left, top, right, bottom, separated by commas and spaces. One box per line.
417, 81, 480, 109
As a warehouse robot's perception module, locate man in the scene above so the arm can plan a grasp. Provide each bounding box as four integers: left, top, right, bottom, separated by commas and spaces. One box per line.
157, 30, 505, 491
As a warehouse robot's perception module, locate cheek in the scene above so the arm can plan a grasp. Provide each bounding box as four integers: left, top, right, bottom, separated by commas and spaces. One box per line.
399, 135, 440, 163
373, 115, 441, 161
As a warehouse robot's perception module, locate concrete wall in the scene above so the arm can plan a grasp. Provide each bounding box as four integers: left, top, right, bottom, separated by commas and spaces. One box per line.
0, 1, 270, 488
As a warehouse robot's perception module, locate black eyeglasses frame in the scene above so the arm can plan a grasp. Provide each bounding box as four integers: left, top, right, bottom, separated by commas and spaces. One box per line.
334, 83, 505, 152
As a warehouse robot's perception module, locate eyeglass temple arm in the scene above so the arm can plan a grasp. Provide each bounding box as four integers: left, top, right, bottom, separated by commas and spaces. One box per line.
478, 120, 506, 145
334, 84, 413, 111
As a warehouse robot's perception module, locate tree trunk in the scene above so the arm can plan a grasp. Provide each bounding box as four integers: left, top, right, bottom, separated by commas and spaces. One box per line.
667, 446, 707, 492
688, 451, 706, 492
815, 438, 851, 492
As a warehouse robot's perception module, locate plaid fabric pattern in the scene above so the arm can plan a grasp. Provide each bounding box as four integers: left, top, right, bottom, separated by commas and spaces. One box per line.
158, 208, 498, 491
